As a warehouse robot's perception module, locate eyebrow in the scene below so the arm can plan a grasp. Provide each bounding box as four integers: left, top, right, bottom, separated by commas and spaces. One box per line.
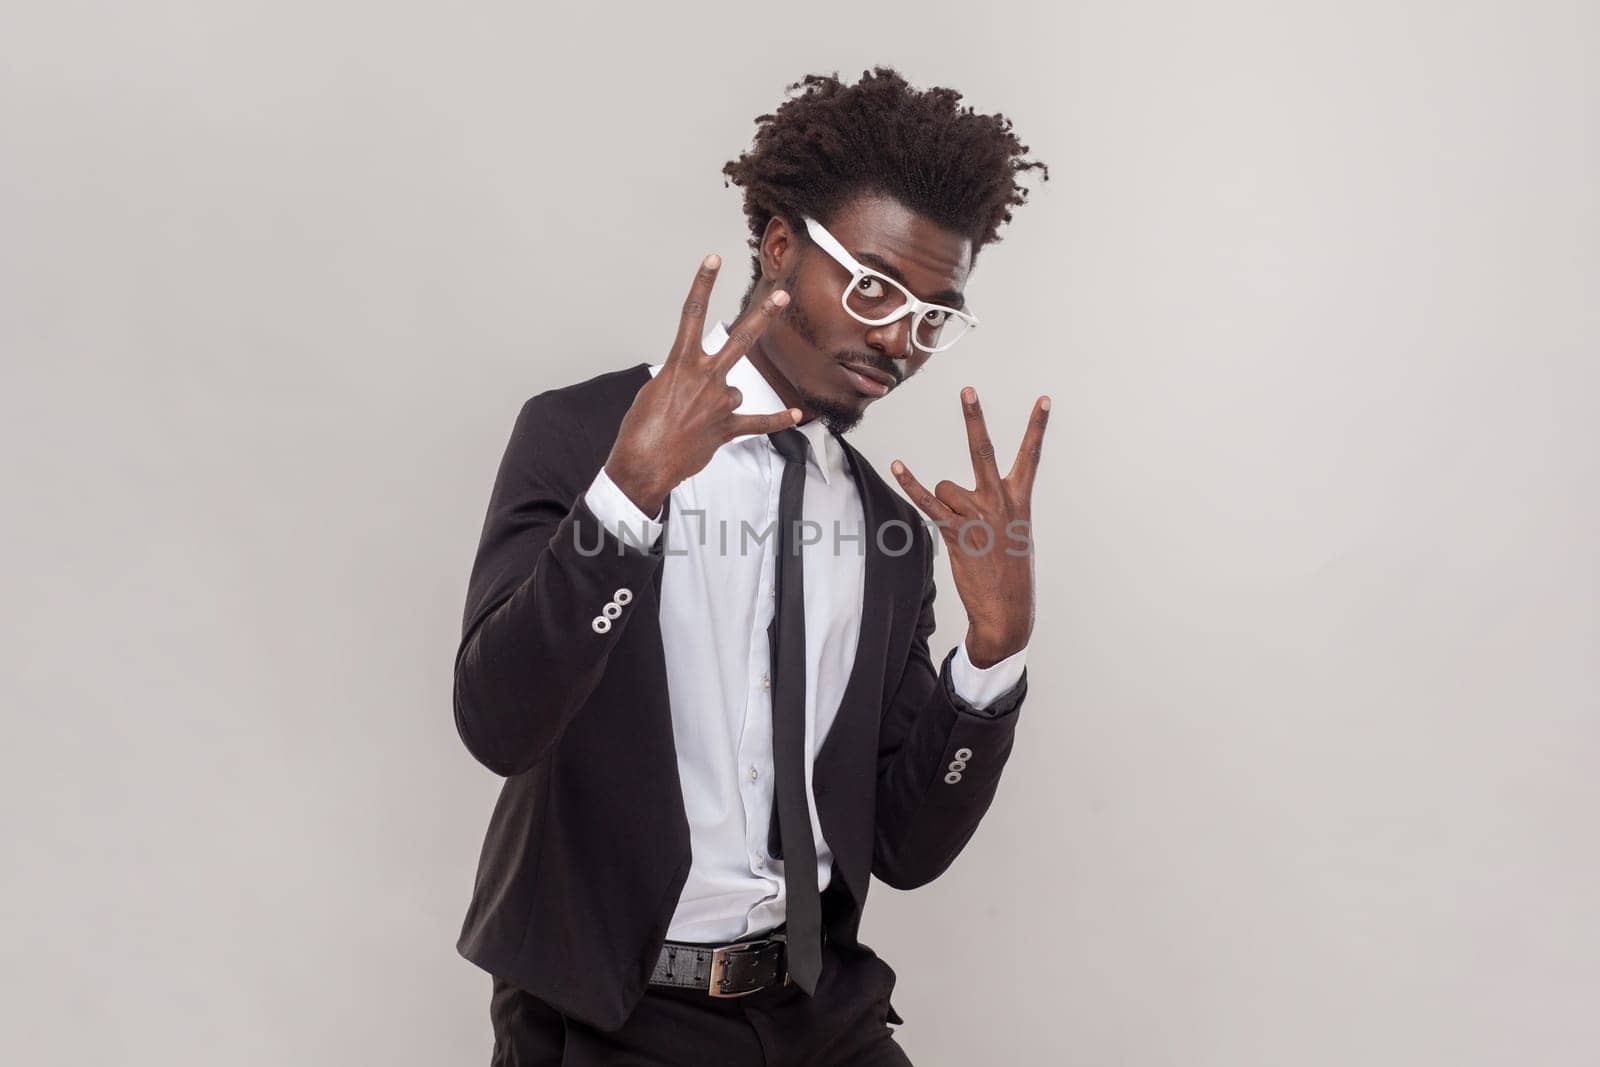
853, 250, 966, 310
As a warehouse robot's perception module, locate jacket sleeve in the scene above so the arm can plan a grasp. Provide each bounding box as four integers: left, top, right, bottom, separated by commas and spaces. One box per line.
871, 524, 1029, 890
452, 394, 667, 776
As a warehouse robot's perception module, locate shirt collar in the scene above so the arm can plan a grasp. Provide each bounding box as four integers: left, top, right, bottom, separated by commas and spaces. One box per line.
648, 319, 838, 486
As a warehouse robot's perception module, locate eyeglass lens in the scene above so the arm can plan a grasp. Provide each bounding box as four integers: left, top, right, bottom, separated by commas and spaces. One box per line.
844, 273, 970, 352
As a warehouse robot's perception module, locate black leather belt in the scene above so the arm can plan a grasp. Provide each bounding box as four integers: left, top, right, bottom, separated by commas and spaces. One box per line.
648, 925, 827, 998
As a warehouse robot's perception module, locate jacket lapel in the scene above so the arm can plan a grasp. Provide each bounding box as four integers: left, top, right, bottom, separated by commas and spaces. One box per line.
812, 430, 909, 907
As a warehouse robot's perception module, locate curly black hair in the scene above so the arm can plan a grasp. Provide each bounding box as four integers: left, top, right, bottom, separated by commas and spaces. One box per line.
721, 66, 1048, 302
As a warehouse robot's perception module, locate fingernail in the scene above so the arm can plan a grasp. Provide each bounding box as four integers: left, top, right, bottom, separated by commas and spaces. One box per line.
704, 253, 720, 269
962, 386, 976, 403
1041, 396, 1051, 411
772, 290, 789, 307
891, 460, 904, 475
790, 408, 802, 421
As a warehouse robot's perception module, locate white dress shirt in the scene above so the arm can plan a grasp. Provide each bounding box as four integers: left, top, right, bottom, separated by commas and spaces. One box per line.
582, 320, 1027, 943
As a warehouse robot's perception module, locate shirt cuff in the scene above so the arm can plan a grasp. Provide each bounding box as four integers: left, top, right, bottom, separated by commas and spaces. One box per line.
949, 641, 1028, 712
584, 466, 665, 550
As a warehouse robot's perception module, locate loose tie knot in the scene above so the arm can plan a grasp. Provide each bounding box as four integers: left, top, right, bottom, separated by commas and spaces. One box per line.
767, 427, 810, 466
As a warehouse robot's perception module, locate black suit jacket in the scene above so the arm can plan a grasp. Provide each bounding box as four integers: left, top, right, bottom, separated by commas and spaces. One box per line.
453, 363, 1029, 1031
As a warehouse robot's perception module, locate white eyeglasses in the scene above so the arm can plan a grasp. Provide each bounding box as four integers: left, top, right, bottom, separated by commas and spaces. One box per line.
802, 215, 979, 354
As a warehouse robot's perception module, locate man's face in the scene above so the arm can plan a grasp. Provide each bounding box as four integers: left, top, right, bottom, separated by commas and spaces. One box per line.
749, 192, 973, 435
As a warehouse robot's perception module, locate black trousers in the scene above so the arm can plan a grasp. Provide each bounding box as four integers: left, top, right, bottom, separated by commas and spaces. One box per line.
488, 936, 912, 1066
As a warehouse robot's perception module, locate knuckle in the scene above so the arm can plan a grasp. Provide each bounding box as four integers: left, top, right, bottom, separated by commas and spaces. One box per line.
682, 298, 708, 318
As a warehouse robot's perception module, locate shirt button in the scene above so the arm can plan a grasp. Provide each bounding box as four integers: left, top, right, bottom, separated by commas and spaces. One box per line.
760, 673, 770, 691
749, 766, 759, 781
769, 585, 776, 598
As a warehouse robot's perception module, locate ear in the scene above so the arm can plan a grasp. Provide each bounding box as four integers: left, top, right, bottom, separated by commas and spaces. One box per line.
757, 215, 801, 283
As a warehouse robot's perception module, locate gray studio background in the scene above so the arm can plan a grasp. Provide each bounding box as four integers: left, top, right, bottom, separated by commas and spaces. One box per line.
2, 2, 1596, 1064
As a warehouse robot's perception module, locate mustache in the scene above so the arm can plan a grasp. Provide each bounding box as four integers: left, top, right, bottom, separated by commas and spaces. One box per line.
837, 353, 902, 385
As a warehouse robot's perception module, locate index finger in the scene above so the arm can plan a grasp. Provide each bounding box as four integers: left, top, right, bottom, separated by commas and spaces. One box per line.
1006, 395, 1051, 498
668, 253, 721, 362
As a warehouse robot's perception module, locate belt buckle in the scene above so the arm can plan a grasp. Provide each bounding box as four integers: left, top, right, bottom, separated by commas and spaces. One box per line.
707, 939, 774, 999
773, 931, 792, 987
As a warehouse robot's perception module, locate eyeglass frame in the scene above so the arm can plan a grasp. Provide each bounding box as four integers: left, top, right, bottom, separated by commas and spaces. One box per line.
801, 215, 980, 354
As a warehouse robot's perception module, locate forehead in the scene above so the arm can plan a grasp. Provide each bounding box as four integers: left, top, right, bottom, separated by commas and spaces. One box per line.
820, 193, 972, 295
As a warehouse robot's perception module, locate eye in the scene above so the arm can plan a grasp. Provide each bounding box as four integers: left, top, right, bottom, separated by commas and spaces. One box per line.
854, 276, 886, 300
922, 308, 948, 326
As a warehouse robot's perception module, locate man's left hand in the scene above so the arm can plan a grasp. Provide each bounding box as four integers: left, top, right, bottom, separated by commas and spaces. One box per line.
891, 388, 1050, 668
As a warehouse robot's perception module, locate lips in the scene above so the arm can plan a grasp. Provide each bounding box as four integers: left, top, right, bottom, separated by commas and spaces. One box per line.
839, 362, 896, 397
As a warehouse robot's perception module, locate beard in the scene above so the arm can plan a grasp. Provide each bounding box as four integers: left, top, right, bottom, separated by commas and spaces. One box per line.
777, 269, 868, 436
792, 380, 864, 436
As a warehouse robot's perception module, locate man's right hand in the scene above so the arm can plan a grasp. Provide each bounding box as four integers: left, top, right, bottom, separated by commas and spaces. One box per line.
602, 253, 804, 517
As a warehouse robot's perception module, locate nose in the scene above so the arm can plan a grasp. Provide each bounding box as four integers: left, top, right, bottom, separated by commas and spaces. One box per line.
865, 315, 915, 362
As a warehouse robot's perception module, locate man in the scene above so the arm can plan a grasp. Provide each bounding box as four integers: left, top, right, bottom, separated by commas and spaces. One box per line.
453, 66, 1050, 1064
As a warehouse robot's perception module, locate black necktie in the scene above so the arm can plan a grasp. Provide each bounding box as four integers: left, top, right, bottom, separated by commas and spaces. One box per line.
765, 427, 823, 994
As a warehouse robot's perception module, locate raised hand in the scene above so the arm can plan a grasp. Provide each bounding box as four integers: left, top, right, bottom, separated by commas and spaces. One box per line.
603, 254, 804, 517
890, 387, 1050, 668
